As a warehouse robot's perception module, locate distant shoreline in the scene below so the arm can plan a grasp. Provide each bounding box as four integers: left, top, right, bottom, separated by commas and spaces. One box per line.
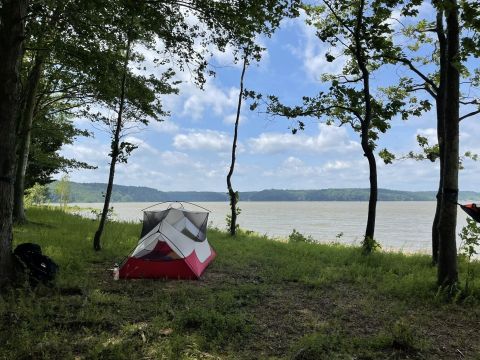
47, 181, 480, 203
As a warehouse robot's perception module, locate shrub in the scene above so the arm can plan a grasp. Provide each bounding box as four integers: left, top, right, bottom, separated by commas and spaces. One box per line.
288, 229, 316, 244
459, 218, 480, 294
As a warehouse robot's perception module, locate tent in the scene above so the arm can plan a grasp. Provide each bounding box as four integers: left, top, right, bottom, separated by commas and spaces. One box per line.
119, 204, 216, 279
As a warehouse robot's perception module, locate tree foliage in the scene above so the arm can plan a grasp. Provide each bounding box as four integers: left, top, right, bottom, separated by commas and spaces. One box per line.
24, 183, 49, 207
258, 0, 424, 252
26, 112, 95, 188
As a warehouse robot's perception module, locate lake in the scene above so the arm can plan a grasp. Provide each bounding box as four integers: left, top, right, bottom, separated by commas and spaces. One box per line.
72, 201, 470, 254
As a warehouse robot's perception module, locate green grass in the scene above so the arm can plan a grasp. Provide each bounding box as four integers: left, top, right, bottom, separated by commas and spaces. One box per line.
1, 206, 480, 359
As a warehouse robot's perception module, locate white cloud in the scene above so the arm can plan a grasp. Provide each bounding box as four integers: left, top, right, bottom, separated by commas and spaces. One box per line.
159, 151, 190, 165
181, 85, 240, 121
261, 156, 367, 189
61, 142, 109, 166
383, 9, 403, 31
285, 12, 346, 80
249, 124, 359, 154
173, 130, 234, 152
416, 128, 437, 144
124, 136, 159, 154
223, 113, 247, 125
324, 160, 352, 170
150, 119, 179, 134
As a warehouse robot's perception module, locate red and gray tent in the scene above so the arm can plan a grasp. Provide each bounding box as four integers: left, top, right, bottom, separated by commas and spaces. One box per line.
120, 204, 216, 279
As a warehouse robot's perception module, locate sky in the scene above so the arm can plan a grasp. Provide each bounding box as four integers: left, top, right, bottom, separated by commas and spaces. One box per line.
60, 4, 480, 193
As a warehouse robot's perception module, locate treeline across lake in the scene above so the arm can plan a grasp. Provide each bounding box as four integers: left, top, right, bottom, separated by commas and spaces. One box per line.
47, 182, 480, 203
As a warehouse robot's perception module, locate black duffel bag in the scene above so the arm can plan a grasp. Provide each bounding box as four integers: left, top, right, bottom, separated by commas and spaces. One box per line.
14, 243, 59, 285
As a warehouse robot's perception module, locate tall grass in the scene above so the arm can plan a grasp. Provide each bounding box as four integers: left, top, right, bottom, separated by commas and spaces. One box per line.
0, 207, 478, 359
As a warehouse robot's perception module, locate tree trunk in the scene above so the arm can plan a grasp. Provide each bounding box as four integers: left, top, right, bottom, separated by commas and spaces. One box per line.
431, 7, 447, 265
353, 0, 377, 249
13, 56, 44, 224
226, 57, 247, 236
93, 38, 131, 251
437, 0, 459, 287
0, 0, 28, 287
432, 172, 443, 264
363, 147, 377, 241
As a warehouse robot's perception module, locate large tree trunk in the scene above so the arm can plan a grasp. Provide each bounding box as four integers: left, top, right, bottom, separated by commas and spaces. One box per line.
93, 38, 131, 251
437, 0, 459, 287
13, 56, 44, 224
226, 57, 247, 236
432, 7, 447, 265
0, 0, 28, 287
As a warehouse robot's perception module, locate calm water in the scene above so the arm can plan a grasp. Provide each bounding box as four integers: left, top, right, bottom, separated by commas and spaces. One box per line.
72, 201, 470, 253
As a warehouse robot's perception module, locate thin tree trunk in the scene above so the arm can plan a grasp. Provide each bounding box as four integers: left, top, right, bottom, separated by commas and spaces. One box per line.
226, 57, 247, 236
93, 38, 131, 251
437, 0, 459, 287
13, 56, 44, 224
0, 0, 28, 287
432, 7, 447, 265
354, 0, 377, 247
364, 148, 377, 241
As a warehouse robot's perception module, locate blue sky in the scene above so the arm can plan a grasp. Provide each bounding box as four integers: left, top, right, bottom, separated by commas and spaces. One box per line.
61, 5, 480, 192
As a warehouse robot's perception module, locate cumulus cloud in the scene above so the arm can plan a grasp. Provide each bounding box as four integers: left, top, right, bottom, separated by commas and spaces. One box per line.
249, 124, 359, 154
181, 85, 241, 121
173, 130, 233, 152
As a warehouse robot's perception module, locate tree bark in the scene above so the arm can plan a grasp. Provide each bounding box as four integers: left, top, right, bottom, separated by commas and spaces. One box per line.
93, 38, 131, 251
226, 57, 247, 236
437, 0, 459, 287
432, 8, 447, 265
13, 55, 44, 224
363, 147, 377, 242
0, 0, 28, 287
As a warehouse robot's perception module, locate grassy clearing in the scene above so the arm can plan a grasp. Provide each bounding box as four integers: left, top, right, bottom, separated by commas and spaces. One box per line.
1, 207, 480, 359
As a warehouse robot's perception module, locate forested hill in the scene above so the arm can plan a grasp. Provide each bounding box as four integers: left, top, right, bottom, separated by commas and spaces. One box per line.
47, 182, 480, 203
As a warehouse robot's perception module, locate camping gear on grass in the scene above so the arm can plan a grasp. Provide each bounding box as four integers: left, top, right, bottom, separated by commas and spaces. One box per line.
119, 203, 216, 279
112, 263, 120, 280
460, 203, 480, 223
14, 243, 59, 285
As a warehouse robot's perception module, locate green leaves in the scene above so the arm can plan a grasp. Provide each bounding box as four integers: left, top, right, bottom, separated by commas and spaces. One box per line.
379, 148, 396, 164
116, 141, 138, 164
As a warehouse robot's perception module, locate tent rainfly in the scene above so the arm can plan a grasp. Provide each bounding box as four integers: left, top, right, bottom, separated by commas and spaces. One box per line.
120, 206, 216, 279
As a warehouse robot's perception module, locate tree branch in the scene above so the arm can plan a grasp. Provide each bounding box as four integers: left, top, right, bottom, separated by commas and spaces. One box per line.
323, 0, 355, 37
388, 56, 438, 93
459, 109, 480, 121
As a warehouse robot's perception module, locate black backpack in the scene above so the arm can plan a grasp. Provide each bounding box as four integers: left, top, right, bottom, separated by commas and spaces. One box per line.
14, 243, 59, 285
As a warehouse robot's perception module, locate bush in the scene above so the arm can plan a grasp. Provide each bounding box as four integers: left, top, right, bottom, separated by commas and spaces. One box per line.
24, 183, 49, 206
459, 218, 480, 294
288, 229, 316, 244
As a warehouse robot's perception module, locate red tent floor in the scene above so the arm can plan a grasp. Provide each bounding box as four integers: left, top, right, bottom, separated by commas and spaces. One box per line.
119, 248, 216, 279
